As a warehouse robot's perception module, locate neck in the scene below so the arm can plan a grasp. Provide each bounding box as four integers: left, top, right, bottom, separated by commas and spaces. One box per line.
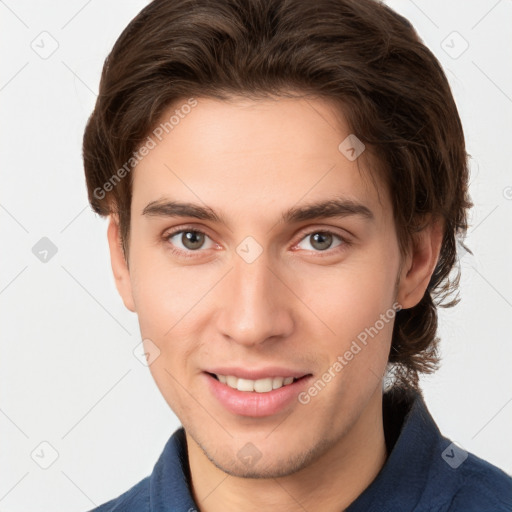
186, 387, 387, 512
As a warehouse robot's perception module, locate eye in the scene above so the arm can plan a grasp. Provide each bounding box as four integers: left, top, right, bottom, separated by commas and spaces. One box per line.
295, 230, 347, 253
164, 228, 216, 254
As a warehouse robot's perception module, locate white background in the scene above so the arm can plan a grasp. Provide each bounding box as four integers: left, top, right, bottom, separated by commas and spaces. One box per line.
1, 0, 511, 510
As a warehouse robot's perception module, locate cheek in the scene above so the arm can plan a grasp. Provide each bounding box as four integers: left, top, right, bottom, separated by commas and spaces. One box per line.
128, 250, 211, 376
129, 248, 199, 334
301, 260, 397, 335
130, 255, 204, 412
294, 255, 398, 390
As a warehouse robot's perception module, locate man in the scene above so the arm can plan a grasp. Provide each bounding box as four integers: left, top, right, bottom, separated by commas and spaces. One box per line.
82, 0, 512, 510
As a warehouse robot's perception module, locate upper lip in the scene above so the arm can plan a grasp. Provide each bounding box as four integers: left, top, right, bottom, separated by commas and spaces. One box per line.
205, 367, 311, 380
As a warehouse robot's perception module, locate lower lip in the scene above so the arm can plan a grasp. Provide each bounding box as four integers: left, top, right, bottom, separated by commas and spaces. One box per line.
203, 372, 312, 417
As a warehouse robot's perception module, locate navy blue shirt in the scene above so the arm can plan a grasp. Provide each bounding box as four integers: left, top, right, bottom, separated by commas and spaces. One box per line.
88, 388, 512, 511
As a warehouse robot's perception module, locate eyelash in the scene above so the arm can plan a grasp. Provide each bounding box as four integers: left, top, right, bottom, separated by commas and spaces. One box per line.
162, 225, 352, 259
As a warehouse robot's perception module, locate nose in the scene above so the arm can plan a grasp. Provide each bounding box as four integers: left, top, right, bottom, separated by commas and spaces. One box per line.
215, 249, 294, 348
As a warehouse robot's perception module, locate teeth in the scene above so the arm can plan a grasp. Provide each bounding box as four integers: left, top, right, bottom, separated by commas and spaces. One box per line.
254, 378, 273, 392
226, 375, 238, 388
237, 378, 256, 392
272, 377, 284, 389
215, 374, 298, 392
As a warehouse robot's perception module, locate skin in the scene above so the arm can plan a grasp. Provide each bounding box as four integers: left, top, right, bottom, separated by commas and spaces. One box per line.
107, 95, 443, 511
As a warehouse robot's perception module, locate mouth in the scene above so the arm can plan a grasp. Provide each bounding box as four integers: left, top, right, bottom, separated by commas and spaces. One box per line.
203, 371, 313, 417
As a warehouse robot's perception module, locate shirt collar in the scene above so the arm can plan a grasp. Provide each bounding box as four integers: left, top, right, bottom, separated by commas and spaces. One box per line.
149, 426, 196, 511
345, 387, 441, 510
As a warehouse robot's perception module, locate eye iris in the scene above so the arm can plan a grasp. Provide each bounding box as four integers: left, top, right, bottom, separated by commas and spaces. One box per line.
310, 232, 332, 251
182, 231, 204, 250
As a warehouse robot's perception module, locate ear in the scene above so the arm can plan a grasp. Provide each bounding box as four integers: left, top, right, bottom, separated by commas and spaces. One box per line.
107, 215, 136, 312
395, 215, 444, 310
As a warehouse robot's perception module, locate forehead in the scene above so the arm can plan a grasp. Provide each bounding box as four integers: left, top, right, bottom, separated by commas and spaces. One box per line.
131, 95, 389, 224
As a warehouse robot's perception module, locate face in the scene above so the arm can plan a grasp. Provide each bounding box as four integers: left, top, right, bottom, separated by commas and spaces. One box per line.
109, 95, 422, 479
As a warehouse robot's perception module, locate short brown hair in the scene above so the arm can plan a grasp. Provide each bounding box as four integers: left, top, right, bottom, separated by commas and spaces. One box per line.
82, 0, 473, 391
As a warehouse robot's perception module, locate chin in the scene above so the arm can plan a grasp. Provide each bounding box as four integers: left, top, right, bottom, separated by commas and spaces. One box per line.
197, 431, 332, 480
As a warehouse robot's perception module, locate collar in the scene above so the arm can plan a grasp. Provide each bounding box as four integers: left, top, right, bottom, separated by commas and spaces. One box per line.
345, 387, 438, 511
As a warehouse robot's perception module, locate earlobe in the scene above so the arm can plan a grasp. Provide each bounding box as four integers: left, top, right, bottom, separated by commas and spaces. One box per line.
106, 215, 136, 312
396, 216, 444, 310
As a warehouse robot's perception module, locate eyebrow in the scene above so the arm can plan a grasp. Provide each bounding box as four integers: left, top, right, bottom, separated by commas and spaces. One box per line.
142, 198, 375, 225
